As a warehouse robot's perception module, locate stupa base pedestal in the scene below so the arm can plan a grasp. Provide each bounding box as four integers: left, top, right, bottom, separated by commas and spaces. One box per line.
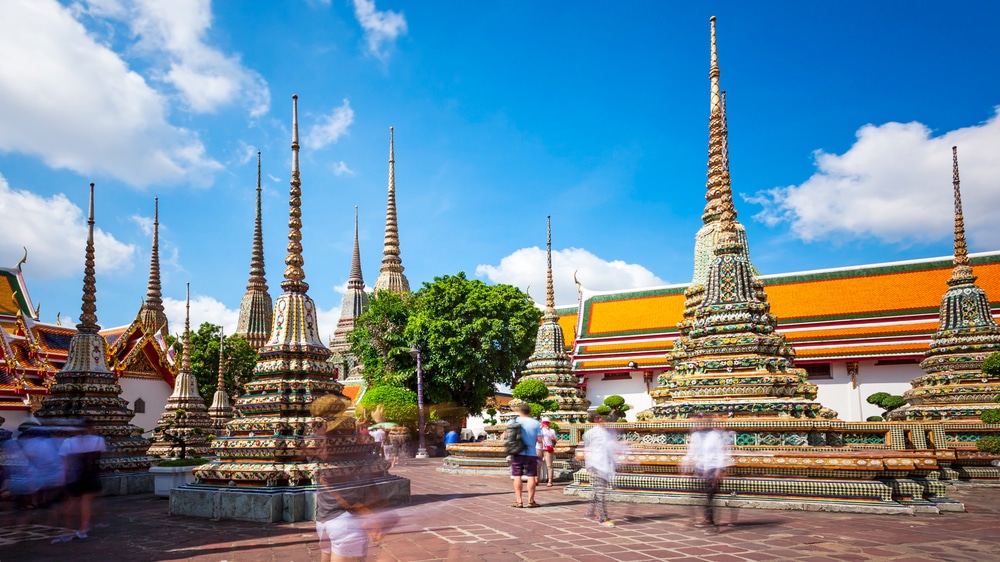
100, 472, 154, 496
169, 475, 411, 523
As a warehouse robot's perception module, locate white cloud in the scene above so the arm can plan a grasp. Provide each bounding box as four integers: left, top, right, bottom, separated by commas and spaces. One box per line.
163, 294, 238, 337
476, 247, 667, 306
351, 0, 407, 59
748, 109, 1000, 245
316, 304, 342, 344
79, 0, 270, 117
130, 214, 155, 237
305, 99, 355, 150
0, 0, 221, 186
332, 161, 356, 176
0, 174, 136, 279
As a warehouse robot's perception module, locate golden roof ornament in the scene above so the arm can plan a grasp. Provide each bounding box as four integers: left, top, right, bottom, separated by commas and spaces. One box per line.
373, 126, 411, 293
139, 197, 168, 337
948, 146, 976, 286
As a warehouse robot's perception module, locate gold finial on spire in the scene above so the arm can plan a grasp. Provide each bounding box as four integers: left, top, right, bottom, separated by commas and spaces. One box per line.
283, 95, 308, 293
709, 16, 721, 112
182, 283, 192, 372
248, 152, 268, 289
78, 183, 99, 334
546, 216, 555, 312
140, 197, 167, 336
348, 205, 364, 290
949, 145, 976, 286
374, 126, 410, 293
703, 16, 735, 227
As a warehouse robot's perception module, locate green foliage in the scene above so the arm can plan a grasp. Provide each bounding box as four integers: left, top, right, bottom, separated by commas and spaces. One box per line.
513, 379, 549, 403
980, 409, 1000, 424
167, 324, 258, 405
358, 386, 419, 426
484, 407, 498, 425
976, 436, 1000, 454
529, 403, 544, 418
157, 457, 210, 468
866, 416, 883, 422
349, 291, 415, 388
595, 405, 611, 416
603, 395, 625, 408
350, 272, 541, 413
982, 352, 1000, 378
866, 392, 890, 405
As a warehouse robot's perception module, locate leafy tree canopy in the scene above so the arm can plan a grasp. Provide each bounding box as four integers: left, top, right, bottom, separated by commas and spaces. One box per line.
350, 272, 542, 413
167, 323, 258, 406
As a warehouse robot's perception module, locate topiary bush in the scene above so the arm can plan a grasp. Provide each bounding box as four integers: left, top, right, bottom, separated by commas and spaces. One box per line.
602, 395, 631, 421
982, 352, 1000, 378
866, 392, 907, 417
866, 416, 883, 422
512, 379, 550, 403
358, 386, 419, 426
595, 405, 611, 417
981, 409, 1000, 424
866, 392, 890, 406
976, 436, 1000, 454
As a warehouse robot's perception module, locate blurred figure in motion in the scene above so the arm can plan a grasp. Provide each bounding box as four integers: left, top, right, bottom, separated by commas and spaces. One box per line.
1, 424, 42, 519
56, 420, 105, 541
312, 395, 399, 561
681, 414, 732, 533
539, 417, 557, 487
582, 413, 625, 527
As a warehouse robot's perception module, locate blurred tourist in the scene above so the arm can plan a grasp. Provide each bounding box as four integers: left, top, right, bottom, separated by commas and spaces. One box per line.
538, 417, 557, 487
55, 420, 105, 541
582, 413, 624, 527
507, 403, 542, 508
681, 414, 732, 533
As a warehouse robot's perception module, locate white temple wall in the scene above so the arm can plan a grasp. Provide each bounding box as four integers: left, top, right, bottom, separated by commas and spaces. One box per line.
585, 374, 653, 422
119, 378, 172, 433
811, 361, 920, 421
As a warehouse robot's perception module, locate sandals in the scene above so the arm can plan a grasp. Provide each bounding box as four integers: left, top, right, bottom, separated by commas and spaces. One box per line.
527, 501, 541, 508
511, 502, 523, 508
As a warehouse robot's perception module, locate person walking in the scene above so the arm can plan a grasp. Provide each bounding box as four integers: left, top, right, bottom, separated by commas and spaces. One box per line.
681, 414, 732, 533
508, 403, 542, 508
57, 421, 106, 541
582, 414, 624, 527
538, 417, 557, 487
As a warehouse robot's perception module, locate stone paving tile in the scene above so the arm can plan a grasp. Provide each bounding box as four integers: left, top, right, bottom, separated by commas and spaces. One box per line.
4, 461, 1000, 561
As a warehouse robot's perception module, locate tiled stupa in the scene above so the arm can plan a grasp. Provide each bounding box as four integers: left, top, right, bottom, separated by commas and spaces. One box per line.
509, 217, 590, 423
235, 152, 274, 350
891, 147, 1000, 420
328, 206, 369, 384
373, 127, 410, 294
649, 18, 835, 420
208, 331, 234, 430
148, 285, 213, 457
137, 198, 168, 338
194, 96, 390, 488
34, 184, 154, 473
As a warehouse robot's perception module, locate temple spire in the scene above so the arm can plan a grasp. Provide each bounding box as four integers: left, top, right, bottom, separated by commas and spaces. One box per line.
249, 152, 268, 289
373, 126, 410, 293
182, 283, 192, 373
235, 151, 273, 349
702, 15, 735, 227
949, 146, 975, 286
545, 215, 555, 313
139, 198, 167, 336
217, 329, 226, 390
78, 183, 99, 334
282, 95, 308, 293
348, 205, 364, 290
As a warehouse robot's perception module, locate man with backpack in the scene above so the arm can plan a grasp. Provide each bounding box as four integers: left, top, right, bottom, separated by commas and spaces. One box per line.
505, 403, 542, 508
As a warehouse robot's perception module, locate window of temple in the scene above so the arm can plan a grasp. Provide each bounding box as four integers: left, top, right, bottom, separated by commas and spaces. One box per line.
875, 359, 919, 366
134, 397, 145, 413
602, 372, 632, 381
802, 363, 832, 380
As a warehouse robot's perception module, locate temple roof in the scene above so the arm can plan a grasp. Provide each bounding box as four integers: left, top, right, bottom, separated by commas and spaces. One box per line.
568, 251, 1000, 371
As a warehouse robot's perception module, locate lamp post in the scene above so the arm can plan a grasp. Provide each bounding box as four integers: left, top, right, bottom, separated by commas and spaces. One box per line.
409, 345, 428, 459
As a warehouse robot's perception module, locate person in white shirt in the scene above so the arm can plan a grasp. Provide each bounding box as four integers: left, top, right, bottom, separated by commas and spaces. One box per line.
537, 418, 558, 487
681, 414, 733, 532
582, 414, 626, 527
56, 421, 106, 541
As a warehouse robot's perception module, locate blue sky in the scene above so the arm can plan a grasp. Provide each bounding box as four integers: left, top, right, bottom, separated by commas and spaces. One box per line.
1, 1, 999, 337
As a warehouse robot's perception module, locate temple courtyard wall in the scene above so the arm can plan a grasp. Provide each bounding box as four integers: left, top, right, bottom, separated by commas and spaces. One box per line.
118, 377, 172, 434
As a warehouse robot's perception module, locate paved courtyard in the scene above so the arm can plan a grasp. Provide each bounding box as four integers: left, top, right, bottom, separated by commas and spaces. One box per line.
4, 459, 1000, 562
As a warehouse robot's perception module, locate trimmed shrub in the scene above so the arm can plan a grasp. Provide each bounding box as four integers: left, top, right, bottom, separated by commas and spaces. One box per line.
980, 409, 1000, 424
157, 457, 210, 468
881, 395, 907, 412
866, 392, 891, 406
604, 395, 626, 409
358, 386, 419, 426
976, 436, 1000, 454
595, 405, 611, 416
512, 379, 550, 403
866, 416, 883, 422
982, 352, 1000, 378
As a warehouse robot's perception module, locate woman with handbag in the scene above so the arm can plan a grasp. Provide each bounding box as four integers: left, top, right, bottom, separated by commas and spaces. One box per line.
538, 417, 558, 487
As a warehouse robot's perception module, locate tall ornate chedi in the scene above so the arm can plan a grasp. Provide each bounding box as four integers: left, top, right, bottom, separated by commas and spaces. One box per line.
208, 331, 234, 430
329, 206, 369, 383
138, 198, 168, 338
236, 152, 273, 350
196, 96, 386, 487
148, 284, 212, 457
892, 147, 1000, 420
373, 127, 410, 293
512, 217, 589, 423
35, 184, 154, 473
649, 17, 835, 420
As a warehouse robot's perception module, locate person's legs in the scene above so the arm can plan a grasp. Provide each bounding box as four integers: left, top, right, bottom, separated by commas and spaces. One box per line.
704, 470, 720, 526
78, 492, 93, 537
524, 455, 539, 505
591, 475, 609, 522
544, 451, 554, 485
510, 455, 525, 506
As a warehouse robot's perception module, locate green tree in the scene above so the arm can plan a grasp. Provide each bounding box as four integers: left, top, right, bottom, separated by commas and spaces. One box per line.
350, 272, 542, 413
167, 323, 259, 406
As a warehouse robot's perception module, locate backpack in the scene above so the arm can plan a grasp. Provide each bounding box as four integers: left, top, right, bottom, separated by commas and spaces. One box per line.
503, 421, 526, 455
